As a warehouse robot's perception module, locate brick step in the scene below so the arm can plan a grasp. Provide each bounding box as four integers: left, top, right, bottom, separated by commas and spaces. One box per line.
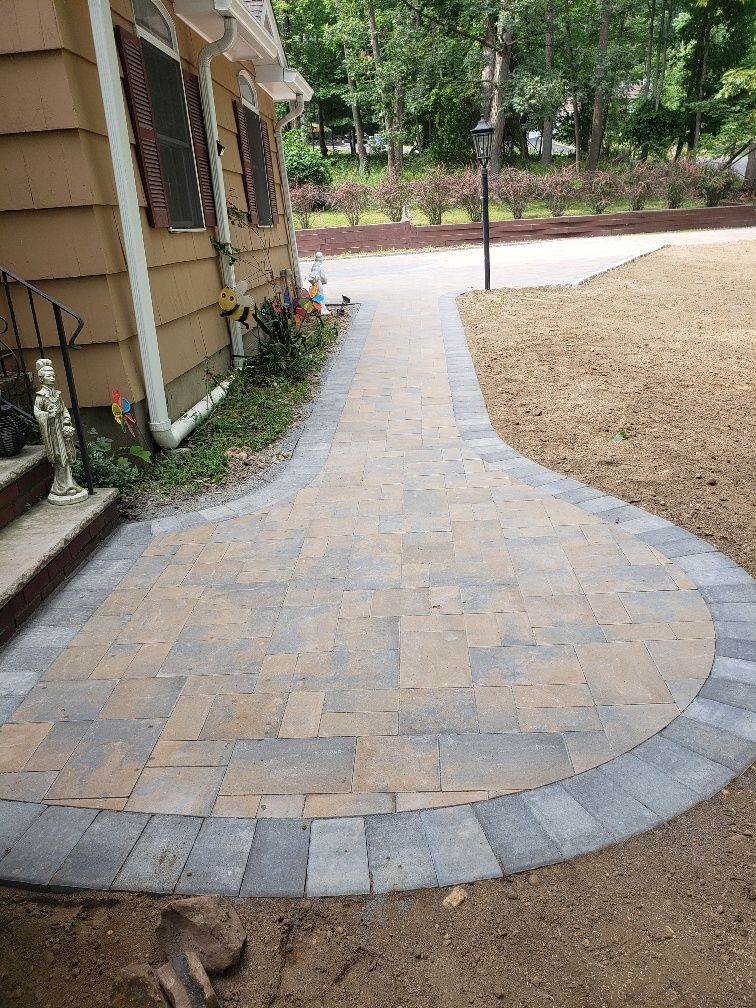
0, 446, 52, 533
0, 487, 120, 644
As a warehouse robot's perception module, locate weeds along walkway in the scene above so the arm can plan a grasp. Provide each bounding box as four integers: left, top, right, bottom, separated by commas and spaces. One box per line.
0, 231, 754, 897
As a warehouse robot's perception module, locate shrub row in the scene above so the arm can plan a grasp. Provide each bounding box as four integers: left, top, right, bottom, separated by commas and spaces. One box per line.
290, 161, 743, 229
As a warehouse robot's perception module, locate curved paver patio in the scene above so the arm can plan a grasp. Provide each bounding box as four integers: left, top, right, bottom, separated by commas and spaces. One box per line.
0, 232, 754, 897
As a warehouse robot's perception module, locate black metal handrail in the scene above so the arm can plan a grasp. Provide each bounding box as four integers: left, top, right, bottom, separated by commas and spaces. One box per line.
0, 266, 94, 493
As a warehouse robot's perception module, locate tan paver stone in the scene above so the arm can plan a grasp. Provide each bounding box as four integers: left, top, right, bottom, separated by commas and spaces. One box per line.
11, 680, 116, 723
89, 644, 142, 679
399, 688, 478, 734
670, 569, 697, 589
182, 674, 258, 695
586, 593, 631, 624
212, 794, 261, 817
400, 629, 471, 688
96, 588, 150, 616
73, 614, 131, 646
667, 678, 705, 707
645, 638, 715, 680
319, 711, 398, 736
148, 740, 234, 766
222, 738, 355, 795
160, 638, 267, 677
668, 620, 715, 639
576, 642, 675, 705
304, 793, 395, 817
353, 736, 440, 792
524, 595, 596, 628
268, 605, 340, 654
372, 588, 430, 617
402, 613, 465, 633
324, 689, 399, 713
429, 586, 463, 614
161, 695, 213, 741
440, 733, 572, 791
279, 691, 325, 738
470, 645, 585, 687
259, 795, 308, 817
563, 730, 617, 773
599, 703, 680, 749
0, 722, 52, 772
395, 791, 487, 812
512, 683, 594, 708
518, 706, 602, 733
100, 678, 185, 720
256, 654, 298, 692
200, 694, 286, 740
179, 609, 279, 640
340, 589, 373, 618
295, 650, 399, 691
474, 687, 517, 733
618, 589, 710, 623
0, 771, 57, 801
603, 623, 677, 641
45, 797, 129, 810
45, 720, 162, 800
24, 722, 90, 771
125, 766, 224, 815
463, 614, 501, 647
335, 616, 400, 651
44, 644, 110, 680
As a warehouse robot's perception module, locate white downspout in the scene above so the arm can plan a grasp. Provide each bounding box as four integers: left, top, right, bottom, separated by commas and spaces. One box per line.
87, 0, 171, 440
276, 94, 305, 289
198, 15, 246, 366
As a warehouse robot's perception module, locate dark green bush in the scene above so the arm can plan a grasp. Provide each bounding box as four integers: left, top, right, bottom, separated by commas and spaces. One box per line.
282, 129, 332, 187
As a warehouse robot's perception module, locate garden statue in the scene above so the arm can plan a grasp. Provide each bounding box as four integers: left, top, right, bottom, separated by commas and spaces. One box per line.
34, 358, 88, 505
308, 251, 329, 315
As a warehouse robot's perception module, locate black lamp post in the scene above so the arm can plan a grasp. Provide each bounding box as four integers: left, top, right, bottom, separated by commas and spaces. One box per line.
471, 117, 494, 291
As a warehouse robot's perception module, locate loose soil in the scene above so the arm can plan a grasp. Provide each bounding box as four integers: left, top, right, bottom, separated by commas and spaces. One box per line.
1, 242, 754, 1007
459, 240, 756, 572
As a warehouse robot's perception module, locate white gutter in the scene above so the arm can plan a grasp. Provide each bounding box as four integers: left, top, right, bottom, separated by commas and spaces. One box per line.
87, 0, 171, 441
276, 94, 305, 289
197, 14, 245, 366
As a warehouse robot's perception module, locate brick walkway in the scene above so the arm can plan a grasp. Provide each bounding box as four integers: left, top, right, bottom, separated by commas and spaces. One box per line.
1, 231, 754, 896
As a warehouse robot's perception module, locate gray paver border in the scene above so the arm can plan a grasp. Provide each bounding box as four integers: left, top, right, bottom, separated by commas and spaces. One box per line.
1, 288, 755, 898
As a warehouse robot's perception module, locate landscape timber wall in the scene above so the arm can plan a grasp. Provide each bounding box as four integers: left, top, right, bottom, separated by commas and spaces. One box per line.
296, 203, 756, 258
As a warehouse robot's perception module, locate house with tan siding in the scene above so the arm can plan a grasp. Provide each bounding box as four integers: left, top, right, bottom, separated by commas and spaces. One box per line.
0, 0, 312, 448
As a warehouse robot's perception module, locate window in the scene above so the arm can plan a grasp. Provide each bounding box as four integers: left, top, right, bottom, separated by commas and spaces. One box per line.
118, 0, 207, 230
233, 73, 279, 227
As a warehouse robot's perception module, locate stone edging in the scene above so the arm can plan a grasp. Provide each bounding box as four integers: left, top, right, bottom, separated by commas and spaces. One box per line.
0, 295, 754, 898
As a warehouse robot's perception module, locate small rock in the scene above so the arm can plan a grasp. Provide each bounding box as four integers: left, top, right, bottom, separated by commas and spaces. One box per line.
157, 895, 246, 975
158, 951, 219, 1008
113, 965, 169, 1008
442, 886, 468, 909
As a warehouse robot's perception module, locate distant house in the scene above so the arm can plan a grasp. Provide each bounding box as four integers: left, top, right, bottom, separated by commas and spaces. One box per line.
0, 0, 312, 447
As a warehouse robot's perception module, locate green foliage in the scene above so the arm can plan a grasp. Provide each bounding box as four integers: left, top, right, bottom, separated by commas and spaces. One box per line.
622, 100, 681, 158
696, 162, 742, 206
282, 130, 332, 186
75, 434, 148, 492
254, 299, 338, 382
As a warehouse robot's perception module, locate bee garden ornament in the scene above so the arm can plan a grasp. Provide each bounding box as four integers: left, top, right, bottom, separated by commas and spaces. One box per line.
34, 359, 88, 505
218, 279, 255, 330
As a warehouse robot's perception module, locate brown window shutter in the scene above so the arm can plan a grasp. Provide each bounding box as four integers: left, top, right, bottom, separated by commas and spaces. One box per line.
232, 99, 259, 225
182, 70, 217, 227
114, 24, 170, 229
260, 119, 280, 225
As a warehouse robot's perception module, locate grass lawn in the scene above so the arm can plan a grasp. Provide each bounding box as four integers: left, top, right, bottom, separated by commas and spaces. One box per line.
303, 198, 707, 230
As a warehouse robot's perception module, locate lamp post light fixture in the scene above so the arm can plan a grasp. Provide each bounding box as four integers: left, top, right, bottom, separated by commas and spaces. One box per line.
471, 117, 494, 291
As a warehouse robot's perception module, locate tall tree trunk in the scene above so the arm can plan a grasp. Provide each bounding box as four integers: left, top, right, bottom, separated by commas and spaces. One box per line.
393, 83, 404, 175
691, 15, 712, 151
541, 7, 555, 166
745, 145, 756, 193
481, 14, 497, 117
653, 0, 670, 110
587, 0, 611, 171
642, 0, 657, 99
344, 51, 368, 172
489, 20, 513, 176
366, 0, 399, 172
562, 0, 582, 167
317, 101, 329, 158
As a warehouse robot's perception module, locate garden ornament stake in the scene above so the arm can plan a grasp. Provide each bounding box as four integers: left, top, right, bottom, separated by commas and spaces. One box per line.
34, 358, 88, 505
471, 117, 494, 291
308, 251, 329, 315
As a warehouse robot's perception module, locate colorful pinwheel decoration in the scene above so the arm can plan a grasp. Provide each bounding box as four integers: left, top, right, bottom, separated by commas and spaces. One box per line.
290, 287, 319, 330
112, 389, 137, 438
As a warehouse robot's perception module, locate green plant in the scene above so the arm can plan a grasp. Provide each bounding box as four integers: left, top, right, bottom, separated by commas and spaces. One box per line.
494, 169, 539, 219
661, 160, 701, 209
580, 171, 618, 214
76, 433, 150, 492
695, 162, 742, 206
282, 129, 332, 187
409, 167, 454, 225
254, 298, 336, 380
538, 167, 579, 216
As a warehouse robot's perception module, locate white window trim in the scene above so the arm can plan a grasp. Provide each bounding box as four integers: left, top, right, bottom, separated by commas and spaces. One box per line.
237, 70, 272, 228
132, 0, 206, 232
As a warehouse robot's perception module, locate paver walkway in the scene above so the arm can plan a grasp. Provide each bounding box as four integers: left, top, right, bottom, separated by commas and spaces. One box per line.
1, 230, 754, 897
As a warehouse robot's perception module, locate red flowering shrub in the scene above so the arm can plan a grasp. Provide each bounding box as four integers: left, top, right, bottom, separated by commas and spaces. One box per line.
493, 169, 539, 219
580, 171, 619, 214
538, 167, 579, 217
290, 183, 323, 229
409, 167, 454, 225
451, 167, 484, 222
659, 159, 701, 209
621, 162, 661, 211
373, 173, 409, 222
331, 182, 373, 226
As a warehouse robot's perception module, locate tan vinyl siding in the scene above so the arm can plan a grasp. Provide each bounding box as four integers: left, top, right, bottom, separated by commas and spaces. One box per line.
0, 0, 296, 422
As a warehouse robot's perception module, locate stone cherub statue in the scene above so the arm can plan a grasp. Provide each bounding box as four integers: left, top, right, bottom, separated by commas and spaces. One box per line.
34, 359, 88, 505
308, 251, 329, 316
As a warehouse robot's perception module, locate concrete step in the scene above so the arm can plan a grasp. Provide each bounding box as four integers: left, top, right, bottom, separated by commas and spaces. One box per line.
0, 445, 52, 532
0, 487, 120, 644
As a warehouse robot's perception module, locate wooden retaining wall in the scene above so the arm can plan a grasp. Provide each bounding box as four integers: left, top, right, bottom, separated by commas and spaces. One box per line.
296, 203, 756, 258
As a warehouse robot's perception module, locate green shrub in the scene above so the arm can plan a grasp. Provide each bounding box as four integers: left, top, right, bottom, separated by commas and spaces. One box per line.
282, 129, 332, 186
75, 433, 150, 492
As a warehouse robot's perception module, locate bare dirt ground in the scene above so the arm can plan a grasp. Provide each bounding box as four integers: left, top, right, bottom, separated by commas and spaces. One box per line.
1, 241, 754, 1007
459, 240, 756, 572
